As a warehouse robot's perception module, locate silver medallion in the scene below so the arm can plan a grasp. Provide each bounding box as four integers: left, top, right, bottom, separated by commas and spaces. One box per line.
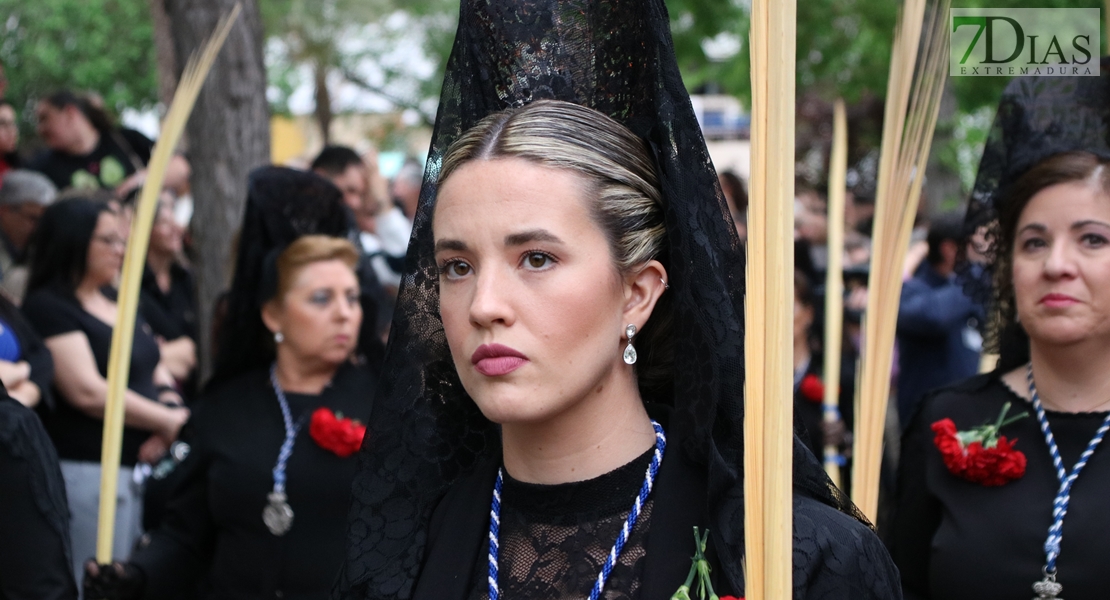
1033, 576, 1063, 600
263, 491, 294, 536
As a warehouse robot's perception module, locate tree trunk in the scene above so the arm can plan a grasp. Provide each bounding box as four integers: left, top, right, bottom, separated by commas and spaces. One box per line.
148, 0, 179, 110
313, 59, 333, 144
166, 0, 270, 383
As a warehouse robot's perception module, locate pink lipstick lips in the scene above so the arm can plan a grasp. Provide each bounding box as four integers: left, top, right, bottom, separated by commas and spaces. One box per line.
1041, 293, 1079, 308
471, 343, 528, 376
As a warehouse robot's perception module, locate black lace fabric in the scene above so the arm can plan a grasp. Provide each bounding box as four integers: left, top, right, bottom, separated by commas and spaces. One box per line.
465, 449, 654, 600
958, 56, 1110, 353
334, 1, 866, 598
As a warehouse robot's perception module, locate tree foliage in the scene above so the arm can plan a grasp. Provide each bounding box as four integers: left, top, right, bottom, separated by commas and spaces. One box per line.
0, 0, 158, 120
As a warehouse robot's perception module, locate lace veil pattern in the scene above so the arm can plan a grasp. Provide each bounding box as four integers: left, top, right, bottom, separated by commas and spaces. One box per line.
334, 1, 862, 598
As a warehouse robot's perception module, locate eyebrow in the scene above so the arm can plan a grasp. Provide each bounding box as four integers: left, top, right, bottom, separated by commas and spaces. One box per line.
434, 239, 468, 253
1071, 219, 1110, 230
1018, 220, 1110, 235
504, 229, 564, 247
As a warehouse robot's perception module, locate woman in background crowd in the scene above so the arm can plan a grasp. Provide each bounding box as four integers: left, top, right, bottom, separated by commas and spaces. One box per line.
85, 235, 374, 600
28, 91, 189, 197
792, 268, 855, 492
140, 193, 197, 400
22, 198, 187, 586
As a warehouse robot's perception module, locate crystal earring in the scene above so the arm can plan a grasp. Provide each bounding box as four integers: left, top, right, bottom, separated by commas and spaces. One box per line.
623, 324, 638, 365
274, 331, 284, 344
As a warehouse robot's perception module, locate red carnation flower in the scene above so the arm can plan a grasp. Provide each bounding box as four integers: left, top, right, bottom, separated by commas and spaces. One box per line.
309, 407, 367, 457
799, 374, 825, 403
931, 403, 1027, 486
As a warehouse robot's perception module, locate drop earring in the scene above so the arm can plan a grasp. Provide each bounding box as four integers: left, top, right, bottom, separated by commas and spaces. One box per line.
623, 324, 638, 365
274, 331, 284, 344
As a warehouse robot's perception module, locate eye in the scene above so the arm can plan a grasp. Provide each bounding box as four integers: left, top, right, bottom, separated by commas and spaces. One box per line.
1020, 237, 1047, 251
522, 251, 556, 271
1081, 232, 1108, 248
310, 290, 333, 305
439, 259, 472, 280
346, 291, 361, 305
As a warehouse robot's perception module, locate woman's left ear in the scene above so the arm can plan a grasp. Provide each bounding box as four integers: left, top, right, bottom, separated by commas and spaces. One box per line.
622, 260, 668, 327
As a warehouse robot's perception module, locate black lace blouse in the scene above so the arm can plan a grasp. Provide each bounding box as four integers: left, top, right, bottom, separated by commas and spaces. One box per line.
413, 413, 901, 600
466, 448, 655, 600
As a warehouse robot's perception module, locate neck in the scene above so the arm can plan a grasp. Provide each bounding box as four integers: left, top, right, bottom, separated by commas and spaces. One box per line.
74, 278, 106, 303
70, 125, 100, 156
1029, 341, 1110, 412
274, 350, 339, 395
147, 251, 174, 289
500, 370, 655, 485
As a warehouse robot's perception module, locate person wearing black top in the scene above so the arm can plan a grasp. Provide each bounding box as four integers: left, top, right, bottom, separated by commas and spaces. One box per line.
0, 388, 77, 600
336, 96, 899, 599
27, 91, 189, 196
892, 151, 1110, 600
22, 198, 188, 588
792, 269, 855, 493
85, 235, 373, 600
140, 196, 197, 400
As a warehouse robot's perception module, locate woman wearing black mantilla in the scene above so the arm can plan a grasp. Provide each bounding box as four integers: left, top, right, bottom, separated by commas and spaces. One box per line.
333, 2, 900, 599
892, 58, 1110, 600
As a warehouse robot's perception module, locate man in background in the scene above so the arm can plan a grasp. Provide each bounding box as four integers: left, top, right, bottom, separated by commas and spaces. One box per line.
896, 212, 984, 428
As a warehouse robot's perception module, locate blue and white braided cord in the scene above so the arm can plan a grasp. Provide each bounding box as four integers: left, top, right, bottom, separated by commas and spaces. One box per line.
1026, 364, 1110, 572
487, 420, 666, 600
488, 471, 503, 600
270, 364, 302, 494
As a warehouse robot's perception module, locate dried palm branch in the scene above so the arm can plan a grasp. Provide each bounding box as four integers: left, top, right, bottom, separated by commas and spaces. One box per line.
97, 3, 243, 564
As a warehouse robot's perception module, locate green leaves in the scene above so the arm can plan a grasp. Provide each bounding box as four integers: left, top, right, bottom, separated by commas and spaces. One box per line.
0, 0, 158, 118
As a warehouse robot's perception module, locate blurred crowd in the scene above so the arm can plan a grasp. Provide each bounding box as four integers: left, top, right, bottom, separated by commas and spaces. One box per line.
4, 43, 1084, 600
0, 66, 422, 597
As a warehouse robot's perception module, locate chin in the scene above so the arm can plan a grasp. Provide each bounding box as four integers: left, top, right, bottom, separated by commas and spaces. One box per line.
468, 389, 557, 426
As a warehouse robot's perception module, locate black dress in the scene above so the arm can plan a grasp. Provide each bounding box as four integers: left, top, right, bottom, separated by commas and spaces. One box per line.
891, 372, 1110, 600
130, 362, 375, 600
414, 410, 901, 600
0, 395, 77, 600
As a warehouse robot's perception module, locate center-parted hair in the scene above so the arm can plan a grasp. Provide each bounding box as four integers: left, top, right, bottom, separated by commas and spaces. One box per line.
436, 99, 672, 397
439, 100, 666, 274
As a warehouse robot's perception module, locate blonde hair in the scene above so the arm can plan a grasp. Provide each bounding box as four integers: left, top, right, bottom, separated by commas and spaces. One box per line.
439, 99, 665, 274
274, 235, 360, 301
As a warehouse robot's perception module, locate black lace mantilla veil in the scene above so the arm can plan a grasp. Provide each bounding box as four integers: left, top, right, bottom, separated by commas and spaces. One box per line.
209, 166, 360, 388
335, 0, 862, 598
960, 56, 1110, 357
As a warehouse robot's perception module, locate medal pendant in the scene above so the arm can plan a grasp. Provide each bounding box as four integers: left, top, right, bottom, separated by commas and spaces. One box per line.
263, 491, 294, 536
1033, 576, 1063, 600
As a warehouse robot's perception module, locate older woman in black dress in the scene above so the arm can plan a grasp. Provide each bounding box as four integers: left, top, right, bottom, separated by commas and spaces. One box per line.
85, 234, 373, 600
893, 151, 1110, 599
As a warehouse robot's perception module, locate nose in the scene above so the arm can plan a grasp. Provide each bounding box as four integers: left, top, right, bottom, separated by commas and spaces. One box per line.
1043, 239, 1078, 279
335, 295, 358, 321
468, 267, 514, 328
